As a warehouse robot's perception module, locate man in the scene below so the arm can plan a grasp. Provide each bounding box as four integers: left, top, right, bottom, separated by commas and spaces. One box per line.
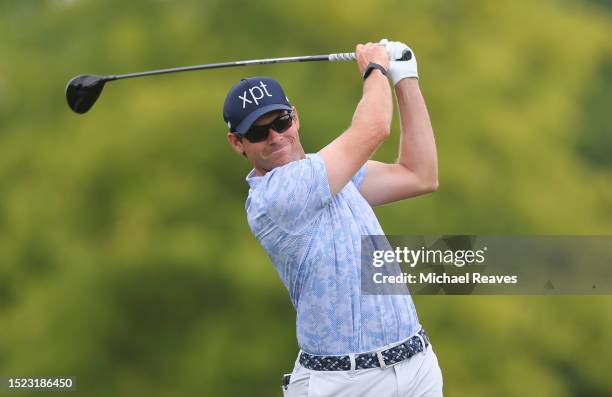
224, 39, 442, 396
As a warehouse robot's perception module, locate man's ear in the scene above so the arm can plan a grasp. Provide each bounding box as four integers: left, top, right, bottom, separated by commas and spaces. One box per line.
227, 132, 246, 157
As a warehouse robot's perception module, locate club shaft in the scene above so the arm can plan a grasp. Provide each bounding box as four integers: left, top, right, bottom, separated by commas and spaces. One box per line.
106, 53, 357, 81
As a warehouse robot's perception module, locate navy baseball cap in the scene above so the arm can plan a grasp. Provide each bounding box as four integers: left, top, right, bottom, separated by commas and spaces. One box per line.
223, 76, 292, 135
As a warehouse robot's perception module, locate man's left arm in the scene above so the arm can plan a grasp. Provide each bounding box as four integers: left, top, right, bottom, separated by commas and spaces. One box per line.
359, 42, 438, 207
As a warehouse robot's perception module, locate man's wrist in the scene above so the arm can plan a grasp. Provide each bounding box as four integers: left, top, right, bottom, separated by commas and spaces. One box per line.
394, 77, 419, 89
363, 63, 388, 80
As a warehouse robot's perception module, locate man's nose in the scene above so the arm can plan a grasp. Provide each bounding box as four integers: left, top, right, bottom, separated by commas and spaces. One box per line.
267, 128, 283, 143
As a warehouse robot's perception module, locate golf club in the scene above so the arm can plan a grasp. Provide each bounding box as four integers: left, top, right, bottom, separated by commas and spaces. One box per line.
65, 50, 412, 114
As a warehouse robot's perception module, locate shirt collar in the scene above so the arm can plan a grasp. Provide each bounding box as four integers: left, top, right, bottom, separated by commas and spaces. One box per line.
245, 168, 260, 188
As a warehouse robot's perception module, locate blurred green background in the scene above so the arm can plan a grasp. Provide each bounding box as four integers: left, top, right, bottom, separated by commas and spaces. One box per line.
1, 0, 611, 395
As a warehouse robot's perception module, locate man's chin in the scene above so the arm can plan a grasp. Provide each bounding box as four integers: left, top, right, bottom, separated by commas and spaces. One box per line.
263, 153, 297, 171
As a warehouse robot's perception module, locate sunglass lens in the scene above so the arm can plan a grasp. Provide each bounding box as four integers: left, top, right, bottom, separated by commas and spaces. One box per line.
244, 127, 268, 142
272, 114, 292, 133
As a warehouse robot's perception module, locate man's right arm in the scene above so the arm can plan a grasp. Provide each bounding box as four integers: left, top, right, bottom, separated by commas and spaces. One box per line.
319, 43, 392, 195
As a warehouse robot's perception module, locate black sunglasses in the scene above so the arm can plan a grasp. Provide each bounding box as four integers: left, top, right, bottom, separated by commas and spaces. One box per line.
240, 112, 293, 143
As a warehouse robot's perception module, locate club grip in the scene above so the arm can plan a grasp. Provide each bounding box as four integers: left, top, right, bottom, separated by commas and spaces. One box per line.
329, 52, 356, 62
329, 49, 412, 62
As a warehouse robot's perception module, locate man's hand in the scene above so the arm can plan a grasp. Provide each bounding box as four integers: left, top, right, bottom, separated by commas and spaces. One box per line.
355, 42, 390, 76
379, 38, 419, 85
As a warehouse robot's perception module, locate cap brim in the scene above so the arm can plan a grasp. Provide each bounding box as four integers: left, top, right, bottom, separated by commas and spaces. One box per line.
235, 104, 292, 135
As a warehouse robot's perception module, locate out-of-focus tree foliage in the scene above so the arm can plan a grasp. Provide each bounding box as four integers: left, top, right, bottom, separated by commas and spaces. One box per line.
0, 0, 611, 396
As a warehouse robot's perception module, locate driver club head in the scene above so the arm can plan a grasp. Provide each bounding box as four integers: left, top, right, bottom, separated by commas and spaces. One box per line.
65, 74, 107, 114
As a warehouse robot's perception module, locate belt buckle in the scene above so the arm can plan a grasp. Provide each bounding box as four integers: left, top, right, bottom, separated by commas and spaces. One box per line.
375, 350, 400, 370
281, 373, 291, 390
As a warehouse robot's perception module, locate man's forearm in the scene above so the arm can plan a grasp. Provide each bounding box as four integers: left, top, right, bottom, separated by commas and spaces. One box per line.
352, 71, 393, 137
395, 78, 438, 186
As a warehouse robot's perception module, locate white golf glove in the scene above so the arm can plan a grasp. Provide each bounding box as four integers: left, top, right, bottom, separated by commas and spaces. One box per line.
379, 38, 418, 85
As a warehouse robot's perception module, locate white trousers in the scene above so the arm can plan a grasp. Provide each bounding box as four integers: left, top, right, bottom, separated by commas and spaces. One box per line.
282, 344, 443, 397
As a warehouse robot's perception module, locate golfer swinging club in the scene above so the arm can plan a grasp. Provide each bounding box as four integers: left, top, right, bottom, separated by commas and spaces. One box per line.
224, 39, 442, 396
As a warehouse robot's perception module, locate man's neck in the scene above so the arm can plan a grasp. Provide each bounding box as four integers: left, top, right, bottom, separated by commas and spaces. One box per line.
254, 168, 268, 177
253, 153, 307, 177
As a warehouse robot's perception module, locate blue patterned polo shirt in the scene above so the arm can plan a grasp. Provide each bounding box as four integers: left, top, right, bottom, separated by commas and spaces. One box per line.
245, 153, 420, 355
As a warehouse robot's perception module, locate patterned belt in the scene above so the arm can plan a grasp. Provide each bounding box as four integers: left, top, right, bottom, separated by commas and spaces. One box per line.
299, 328, 430, 371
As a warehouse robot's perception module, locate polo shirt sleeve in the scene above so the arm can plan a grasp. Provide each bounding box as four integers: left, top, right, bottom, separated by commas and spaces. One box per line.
260, 153, 332, 232
351, 162, 368, 189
